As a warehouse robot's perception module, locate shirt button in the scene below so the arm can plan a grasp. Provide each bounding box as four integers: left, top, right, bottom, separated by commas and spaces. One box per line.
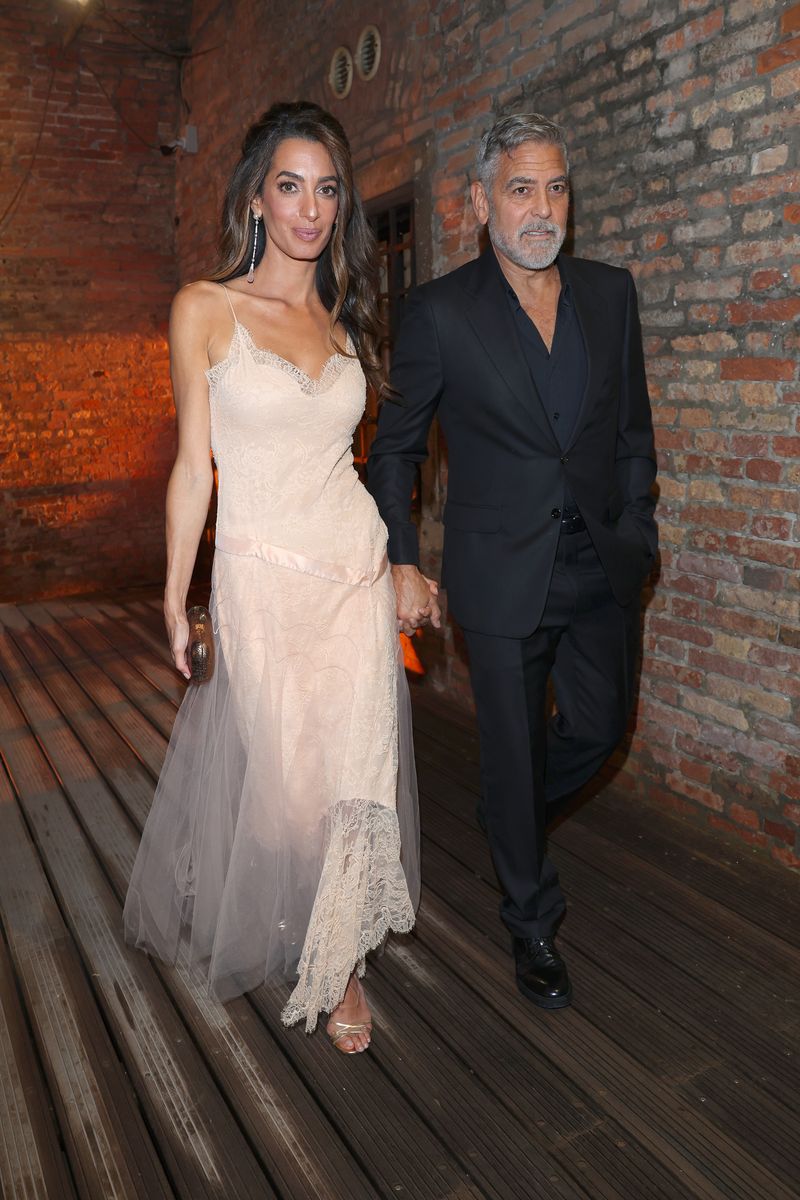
560, 455, 569, 464
553, 411, 560, 420
551, 507, 562, 520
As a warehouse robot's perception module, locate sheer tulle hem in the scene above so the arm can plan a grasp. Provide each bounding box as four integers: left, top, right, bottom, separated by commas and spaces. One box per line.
122, 551, 421, 1029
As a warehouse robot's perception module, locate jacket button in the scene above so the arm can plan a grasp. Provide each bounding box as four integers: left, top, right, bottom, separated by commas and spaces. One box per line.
560, 455, 569, 464
551, 507, 562, 519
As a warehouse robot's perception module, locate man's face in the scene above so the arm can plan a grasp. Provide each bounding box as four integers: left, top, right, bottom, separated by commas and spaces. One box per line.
471, 142, 569, 271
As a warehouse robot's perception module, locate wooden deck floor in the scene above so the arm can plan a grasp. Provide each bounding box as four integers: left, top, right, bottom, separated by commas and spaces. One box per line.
1, 591, 798, 1200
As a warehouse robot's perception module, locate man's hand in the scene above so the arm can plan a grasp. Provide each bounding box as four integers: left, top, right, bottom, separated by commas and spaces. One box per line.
391, 564, 441, 636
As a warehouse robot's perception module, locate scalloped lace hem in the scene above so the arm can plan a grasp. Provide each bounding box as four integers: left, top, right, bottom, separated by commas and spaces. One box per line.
281, 799, 415, 1032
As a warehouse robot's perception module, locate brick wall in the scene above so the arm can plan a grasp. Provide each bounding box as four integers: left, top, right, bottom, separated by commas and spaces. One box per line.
180, 0, 795, 869
0, 0, 190, 600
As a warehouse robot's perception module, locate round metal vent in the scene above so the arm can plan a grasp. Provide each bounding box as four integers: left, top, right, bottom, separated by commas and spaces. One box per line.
356, 25, 381, 81
329, 46, 353, 99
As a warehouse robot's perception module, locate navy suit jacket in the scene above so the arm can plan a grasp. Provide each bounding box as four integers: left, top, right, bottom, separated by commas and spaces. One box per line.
367, 248, 658, 638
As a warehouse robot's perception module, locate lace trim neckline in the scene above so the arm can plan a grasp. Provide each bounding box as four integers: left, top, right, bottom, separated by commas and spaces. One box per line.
206, 321, 355, 395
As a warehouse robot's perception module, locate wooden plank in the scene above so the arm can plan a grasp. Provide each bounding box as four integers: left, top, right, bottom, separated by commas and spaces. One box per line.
422, 768, 799, 1040
410, 693, 800, 953
21, 601, 167, 782
573, 790, 800, 951
0, 640, 277, 1200
0, 731, 173, 1200
1, 608, 155, 829
158, 960, 379, 1200
417, 832, 797, 1200
74, 600, 184, 707
123, 598, 171, 641
678, 1064, 800, 1179
342, 967, 593, 1200
411, 716, 800, 1043
419, 777, 799, 1099
368, 937, 687, 1200
106, 602, 175, 668
48, 599, 177, 737
0, 609, 385, 1200
0, 783, 78, 1200
3, 593, 796, 1200
247, 982, 488, 1200
554, 818, 800, 1031
415, 877, 791, 1200
0, 615, 149, 887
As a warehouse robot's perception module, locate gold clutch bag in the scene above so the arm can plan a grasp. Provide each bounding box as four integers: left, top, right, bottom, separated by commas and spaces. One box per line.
186, 605, 215, 683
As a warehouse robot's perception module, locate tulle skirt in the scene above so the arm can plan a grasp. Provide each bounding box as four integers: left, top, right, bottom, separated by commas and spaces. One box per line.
123, 546, 420, 1031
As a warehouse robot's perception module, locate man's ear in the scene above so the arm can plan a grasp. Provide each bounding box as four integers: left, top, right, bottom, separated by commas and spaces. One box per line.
471, 179, 489, 225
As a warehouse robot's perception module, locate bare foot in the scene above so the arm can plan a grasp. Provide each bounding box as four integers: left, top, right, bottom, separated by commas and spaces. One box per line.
326, 973, 372, 1054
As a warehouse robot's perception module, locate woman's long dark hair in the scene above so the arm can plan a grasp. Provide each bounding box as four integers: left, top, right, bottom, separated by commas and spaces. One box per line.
210, 101, 385, 395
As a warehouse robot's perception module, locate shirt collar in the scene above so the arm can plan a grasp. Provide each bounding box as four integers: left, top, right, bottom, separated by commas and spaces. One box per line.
497, 249, 571, 308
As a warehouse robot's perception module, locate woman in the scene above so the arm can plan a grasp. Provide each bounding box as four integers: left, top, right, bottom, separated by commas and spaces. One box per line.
123, 101, 423, 1054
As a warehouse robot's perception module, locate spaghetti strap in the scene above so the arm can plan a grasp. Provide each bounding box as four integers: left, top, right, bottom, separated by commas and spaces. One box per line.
220, 283, 238, 323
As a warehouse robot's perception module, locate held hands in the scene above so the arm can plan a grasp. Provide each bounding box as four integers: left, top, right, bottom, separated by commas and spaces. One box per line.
391, 564, 442, 636
164, 603, 192, 680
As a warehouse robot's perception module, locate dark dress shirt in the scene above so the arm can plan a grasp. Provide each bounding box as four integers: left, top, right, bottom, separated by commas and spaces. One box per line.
504, 258, 587, 512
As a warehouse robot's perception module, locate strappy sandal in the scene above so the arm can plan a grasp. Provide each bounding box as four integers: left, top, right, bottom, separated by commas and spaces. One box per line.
327, 1019, 373, 1054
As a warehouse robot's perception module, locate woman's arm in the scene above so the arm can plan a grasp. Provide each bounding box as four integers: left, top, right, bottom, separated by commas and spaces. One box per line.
163, 284, 215, 678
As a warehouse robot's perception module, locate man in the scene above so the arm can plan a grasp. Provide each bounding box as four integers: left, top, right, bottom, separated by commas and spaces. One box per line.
368, 113, 657, 1009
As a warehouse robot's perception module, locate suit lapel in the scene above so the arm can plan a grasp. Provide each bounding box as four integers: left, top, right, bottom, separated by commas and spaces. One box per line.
558, 256, 608, 451
458, 250, 560, 449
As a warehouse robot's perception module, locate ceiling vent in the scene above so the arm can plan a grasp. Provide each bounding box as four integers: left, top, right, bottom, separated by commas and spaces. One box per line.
329, 46, 354, 99
356, 25, 381, 81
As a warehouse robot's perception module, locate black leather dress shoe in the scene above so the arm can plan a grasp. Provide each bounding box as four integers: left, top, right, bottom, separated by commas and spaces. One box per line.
513, 936, 572, 1009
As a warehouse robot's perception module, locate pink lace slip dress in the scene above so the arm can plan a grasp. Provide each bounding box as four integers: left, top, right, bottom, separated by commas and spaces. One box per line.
123, 287, 420, 1031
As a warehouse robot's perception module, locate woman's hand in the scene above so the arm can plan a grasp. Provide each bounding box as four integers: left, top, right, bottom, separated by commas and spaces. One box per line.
165, 602, 191, 679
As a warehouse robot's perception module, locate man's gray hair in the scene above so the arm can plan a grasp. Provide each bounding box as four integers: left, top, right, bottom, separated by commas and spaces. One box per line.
476, 112, 569, 186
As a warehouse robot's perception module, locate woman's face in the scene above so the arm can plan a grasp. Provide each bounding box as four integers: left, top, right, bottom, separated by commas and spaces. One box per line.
253, 137, 340, 263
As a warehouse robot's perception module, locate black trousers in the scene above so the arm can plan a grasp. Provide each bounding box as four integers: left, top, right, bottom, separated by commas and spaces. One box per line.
463, 528, 641, 940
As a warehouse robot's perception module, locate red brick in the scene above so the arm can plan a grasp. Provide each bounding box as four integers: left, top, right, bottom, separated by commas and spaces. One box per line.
656, 8, 723, 57
729, 803, 761, 831
769, 845, 800, 870
666, 773, 724, 810
750, 268, 784, 290
770, 772, 800, 801
757, 34, 800, 74
730, 171, 800, 203
682, 504, 751, 533
707, 815, 769, 847
720, 358, 796, 381
676, 551, 741, 582
745, 458, 782, 482
782, 5, 800, 36
672, 597, 703, 621
726, 297, 800, 325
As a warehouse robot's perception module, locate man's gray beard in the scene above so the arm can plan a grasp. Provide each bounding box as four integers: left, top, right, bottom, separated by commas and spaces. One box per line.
488, 214, 566, 271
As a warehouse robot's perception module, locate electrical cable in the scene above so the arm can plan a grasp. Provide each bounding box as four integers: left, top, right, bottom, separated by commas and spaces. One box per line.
0, 2, 216, 232
0, 51, 60, 233
81, 59, 161, 149
97, 0, 220, 62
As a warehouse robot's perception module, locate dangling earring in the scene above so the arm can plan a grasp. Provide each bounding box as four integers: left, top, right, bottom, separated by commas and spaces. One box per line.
247, 213, 260, 284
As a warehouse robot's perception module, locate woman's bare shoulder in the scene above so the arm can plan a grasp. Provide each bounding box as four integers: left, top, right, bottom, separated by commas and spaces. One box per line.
171, 279, 228, 326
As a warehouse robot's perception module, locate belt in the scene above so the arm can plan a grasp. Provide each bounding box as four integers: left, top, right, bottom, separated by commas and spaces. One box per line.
560, 509, 586, 535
